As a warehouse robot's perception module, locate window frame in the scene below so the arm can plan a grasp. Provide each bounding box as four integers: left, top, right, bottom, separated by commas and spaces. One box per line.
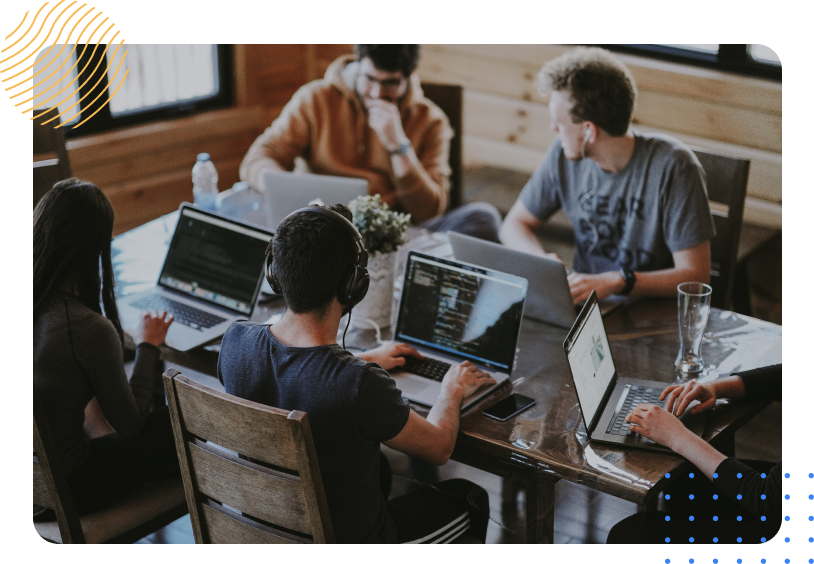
63, 44, 234, 138
596, 44, 781, 81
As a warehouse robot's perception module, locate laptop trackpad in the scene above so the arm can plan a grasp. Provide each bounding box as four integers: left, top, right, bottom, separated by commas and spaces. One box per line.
393, 374, 434, 397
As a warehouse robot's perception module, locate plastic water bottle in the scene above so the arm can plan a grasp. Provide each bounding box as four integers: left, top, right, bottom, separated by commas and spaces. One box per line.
192, 153, 218, 210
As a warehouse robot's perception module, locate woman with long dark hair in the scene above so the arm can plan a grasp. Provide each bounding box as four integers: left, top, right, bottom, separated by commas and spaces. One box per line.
34, 178, 180, 515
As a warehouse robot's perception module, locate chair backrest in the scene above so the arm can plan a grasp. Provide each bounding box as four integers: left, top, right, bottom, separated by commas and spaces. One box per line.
421, 83, 463, 211
33, 388, 86, 543
692, 148, 751, 310
163, 369, 335, 543
33, 108, 72, 208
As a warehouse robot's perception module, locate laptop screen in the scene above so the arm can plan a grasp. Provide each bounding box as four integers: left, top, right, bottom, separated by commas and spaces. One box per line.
564, 296, 616, 431
394, 252, 527, 372
158, 207, 272, 315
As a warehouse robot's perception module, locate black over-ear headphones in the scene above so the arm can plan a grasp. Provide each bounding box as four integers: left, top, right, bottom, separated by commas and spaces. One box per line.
265, 207, 370, 311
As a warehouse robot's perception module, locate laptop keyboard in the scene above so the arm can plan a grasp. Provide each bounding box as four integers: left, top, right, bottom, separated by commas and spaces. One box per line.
606, 385, 666, 436
130, 295, 226, 331
401, 356, 452, 382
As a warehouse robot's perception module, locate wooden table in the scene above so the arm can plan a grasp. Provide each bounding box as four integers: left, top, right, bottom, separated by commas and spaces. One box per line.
113, 191, 782, 544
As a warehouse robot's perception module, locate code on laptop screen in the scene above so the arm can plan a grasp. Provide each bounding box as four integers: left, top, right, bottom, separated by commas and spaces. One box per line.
395, 253, 527, 371
158, 208, 271, 314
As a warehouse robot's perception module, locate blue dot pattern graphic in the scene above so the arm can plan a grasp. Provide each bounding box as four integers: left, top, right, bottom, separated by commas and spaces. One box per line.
713, 473, 718, 478
786, 494, 791, 500
689, 515, 694, 521
665, 537, 670, 543
666, 473, 671, 478
689, 473, 694, 478
737, 472, 742, 478
785, 472, 790, 478
713, 537, 718, 543
665, 516, 670, 521
714, 516, 718, 521
785, 537, 790, 542
689, 537, 694, 542
737, 537, 742, 543
737, 494, 743, 500
689, 494, 694, 500
713, 494, 718, 500
785, 515, 790, 521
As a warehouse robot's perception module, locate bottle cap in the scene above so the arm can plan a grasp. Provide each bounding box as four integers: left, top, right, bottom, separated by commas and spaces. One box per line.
196, 153, 211, 161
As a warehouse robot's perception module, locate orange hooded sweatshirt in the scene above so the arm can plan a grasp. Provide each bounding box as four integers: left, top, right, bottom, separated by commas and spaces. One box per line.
239, 55, 452, 223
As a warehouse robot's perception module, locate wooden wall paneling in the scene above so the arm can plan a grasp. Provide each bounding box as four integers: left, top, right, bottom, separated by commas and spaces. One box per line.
633, 90, 782, 153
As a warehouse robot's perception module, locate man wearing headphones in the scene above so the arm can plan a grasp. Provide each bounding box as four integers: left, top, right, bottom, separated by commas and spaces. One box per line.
218, 203, 493, 543
499, 47, 715, 304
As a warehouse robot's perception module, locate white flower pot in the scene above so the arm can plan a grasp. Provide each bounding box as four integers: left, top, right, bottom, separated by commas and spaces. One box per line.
350, 251, 396, 329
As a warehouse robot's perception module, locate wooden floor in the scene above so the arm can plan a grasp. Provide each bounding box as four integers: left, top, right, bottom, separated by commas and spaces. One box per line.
134, 165, 782, 544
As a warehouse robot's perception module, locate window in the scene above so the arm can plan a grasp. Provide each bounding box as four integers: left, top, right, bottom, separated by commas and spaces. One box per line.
32, 44, 233, 137
597, 44, 781, 81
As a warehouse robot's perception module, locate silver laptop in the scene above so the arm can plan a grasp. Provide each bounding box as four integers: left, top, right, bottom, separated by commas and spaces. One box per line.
388, 251, 528, 410
119, 204, 272, 352
563, 291, 706, 451
262, 170, 368, 229
449, 232, 575, 328
449, 232, 626, 324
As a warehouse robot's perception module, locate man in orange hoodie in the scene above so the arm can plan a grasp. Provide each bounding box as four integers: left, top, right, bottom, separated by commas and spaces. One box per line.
240, 45, 501, 241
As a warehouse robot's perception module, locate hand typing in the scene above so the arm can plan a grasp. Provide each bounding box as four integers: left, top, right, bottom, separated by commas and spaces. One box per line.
441, 361, 496, 400
568, 271, 625, 304
358, 342, 423, 371
135, 310, 174, 347
660, 380, 718, 417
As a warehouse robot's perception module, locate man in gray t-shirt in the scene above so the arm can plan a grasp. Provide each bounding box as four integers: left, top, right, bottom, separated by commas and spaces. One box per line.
500, 47, 715, 304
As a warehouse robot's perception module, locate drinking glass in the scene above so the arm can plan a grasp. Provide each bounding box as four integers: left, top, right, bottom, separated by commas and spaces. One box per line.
675, 282, 712, 376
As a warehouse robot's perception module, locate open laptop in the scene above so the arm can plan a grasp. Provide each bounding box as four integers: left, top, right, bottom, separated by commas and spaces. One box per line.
387, 251, 528, 410
119, 204, 272, 352
563, 291, 706, 451
262, 170, 368, 229
449, 232, 625, 324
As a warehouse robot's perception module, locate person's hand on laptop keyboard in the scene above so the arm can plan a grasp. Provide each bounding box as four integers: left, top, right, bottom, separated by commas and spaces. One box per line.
441, 361, 496, 400
358, 342, 423, 371
134, 310, 174, 347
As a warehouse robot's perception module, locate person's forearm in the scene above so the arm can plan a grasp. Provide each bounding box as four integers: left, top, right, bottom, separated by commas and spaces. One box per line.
424, 385, 465, 464
710, 375, 746, 400
390, 149, 447, 222
670, 431, 728, 480
630, 265, 710, 297
498, 220, 549, 258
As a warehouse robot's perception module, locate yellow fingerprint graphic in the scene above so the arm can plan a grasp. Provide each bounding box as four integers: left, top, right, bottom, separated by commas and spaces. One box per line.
2, 2, 128, 129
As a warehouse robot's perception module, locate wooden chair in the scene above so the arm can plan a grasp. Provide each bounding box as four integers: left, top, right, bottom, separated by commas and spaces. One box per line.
33, 108, 72, 208
692, 148, 751, 310
163, 368, 335, 543
422, 83, 463, 211
33, 389, 187, 543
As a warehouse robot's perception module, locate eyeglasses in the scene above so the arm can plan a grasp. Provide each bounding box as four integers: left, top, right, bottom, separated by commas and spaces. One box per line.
358, 73, 406, 93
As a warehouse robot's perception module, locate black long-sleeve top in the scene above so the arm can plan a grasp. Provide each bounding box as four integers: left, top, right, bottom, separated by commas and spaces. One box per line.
712, 365, 781, 529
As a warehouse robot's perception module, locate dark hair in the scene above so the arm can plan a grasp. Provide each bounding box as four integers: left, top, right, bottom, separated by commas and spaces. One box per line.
33, 178, 123, 343
272, 204, 357, 316
354, 44, 421, 77
537, 47, 637, 137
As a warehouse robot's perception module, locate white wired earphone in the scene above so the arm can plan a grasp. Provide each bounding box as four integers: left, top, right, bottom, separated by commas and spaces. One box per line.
578, 123, 600, 256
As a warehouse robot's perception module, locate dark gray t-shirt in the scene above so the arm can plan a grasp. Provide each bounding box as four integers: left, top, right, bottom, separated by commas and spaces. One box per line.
519, 131, 716, 274
217, 321, 411, 543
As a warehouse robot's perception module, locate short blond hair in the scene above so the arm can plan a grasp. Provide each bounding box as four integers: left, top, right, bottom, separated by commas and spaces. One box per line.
538, 47, 637, 137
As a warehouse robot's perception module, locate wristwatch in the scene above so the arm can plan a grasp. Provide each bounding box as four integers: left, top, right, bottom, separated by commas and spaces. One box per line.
388, 141, 411, 155
619, 268, 636, 295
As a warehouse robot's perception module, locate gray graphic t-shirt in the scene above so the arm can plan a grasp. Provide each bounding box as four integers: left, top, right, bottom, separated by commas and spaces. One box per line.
519, 131, 716, 274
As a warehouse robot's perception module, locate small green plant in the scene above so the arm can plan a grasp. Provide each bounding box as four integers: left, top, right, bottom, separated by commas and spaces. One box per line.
348, 194, 411, 255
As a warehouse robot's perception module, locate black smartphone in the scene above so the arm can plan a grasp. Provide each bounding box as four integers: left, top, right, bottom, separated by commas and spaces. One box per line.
482, 393, 536, 422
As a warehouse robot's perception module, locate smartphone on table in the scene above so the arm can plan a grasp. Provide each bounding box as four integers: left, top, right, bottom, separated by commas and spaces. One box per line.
482, 393, 536, 422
